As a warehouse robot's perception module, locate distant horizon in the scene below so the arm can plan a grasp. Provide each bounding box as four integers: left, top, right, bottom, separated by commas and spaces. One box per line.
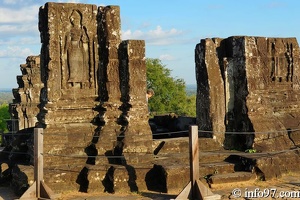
0, 88, 12, 92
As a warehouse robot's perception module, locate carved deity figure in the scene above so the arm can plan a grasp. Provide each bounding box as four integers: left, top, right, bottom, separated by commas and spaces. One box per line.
65, 10, 89, 88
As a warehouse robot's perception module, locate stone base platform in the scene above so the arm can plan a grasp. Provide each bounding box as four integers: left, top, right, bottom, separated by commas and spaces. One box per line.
2, 137, 300, 196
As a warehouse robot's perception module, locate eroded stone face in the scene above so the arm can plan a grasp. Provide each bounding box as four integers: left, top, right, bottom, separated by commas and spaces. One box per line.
8, 2, 153, 191
37, 3, 152, 167
39, 2, 99, 101
196, 36, 300, 151
9, 55, 42, 131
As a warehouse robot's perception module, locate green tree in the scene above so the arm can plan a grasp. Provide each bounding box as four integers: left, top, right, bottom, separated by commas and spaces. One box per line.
0, 103, 10, 133
146, 58, 196, 117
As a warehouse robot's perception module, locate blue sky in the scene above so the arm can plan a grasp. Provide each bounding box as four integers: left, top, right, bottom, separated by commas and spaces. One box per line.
1, 0, 300, 89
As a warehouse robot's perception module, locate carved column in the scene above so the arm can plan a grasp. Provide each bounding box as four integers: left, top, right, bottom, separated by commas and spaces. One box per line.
38, 2, 99, 169
96, 6, 123, 158
119, 40, 153, 165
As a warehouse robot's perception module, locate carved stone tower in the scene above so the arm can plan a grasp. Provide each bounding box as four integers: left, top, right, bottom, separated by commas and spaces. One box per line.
9, 55, 43, 132
30, 2, 153, 190
38, 3, 99, 172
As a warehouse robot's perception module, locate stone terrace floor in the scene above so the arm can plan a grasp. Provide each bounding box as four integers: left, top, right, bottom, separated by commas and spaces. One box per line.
1, 172, 300, 200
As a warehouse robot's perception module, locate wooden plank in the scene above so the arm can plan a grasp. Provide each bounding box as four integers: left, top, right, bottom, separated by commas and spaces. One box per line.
189, 125, 199, 199
176, 126, 221, 200
35, 128, 43, 198
196, 180, 221, 200
19, 128, 58, 200
175, 181, 191, 200
40, 181, 61, 199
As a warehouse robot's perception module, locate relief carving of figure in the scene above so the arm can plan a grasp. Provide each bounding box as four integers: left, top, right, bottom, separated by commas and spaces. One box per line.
64, 10, 89, 88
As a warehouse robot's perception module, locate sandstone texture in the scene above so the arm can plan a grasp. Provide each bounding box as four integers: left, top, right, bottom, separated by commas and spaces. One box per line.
195, 36, 300, 151
4, 2, 152, 194
2, 3, 300, 198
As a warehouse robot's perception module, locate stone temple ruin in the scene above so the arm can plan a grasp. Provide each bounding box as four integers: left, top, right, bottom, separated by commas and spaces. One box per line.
1, 2, 300, 197
6, 2, 153, 193
36, 3, 153, 168
196, 36, 300, 151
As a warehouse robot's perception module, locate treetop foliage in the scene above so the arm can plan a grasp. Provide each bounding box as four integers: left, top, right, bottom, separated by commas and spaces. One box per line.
146, 58, 196, 117
0, 103, 9, 133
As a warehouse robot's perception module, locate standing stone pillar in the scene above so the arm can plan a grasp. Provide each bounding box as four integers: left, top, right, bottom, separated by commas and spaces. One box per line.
119, 40, 153, 165
96, 6, 123, 158
38, 2, 99, 170
195, 38, 226, 145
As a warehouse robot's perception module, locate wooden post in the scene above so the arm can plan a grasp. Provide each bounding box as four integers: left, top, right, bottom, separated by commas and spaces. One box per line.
19, 128, 59, 200
176, 125, 221, 200
189, 125, 199, 199
35, 128, 43, 198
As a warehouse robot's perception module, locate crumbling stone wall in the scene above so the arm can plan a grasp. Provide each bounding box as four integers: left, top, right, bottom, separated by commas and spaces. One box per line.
32, 2, 152, 190
195, 36, 300, 151
7, 2, 153, 192
95, 5, 123, 159
38, 3, 100, 171
9, 55, 43, 131
39, 3, 152, 166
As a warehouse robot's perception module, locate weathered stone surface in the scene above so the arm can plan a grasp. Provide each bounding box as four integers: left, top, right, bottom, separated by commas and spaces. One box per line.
195, 38, 226, 145
9, 56, 42, 131
96, 5, 123, 157
9, 3, 300, 197
196, 36, 300, 151
38, 2, 100, 173
119, 40, 153, 164
6, 2, 154, 194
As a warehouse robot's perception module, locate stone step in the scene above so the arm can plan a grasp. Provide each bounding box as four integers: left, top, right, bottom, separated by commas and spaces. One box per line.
199, 161, 236, 177
153, 152, 190, 164
208, 172, 254, 184
154, 150, 241, 166
199, 151, 237, 163
152, 137, 222, 155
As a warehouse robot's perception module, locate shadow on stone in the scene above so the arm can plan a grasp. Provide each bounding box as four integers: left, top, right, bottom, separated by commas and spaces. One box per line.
102, 166, 115, 193
10, 165, 29, 196
0, 164, 12, 186
125, 164, 138, 192
141, 192, 177, 200
76, 167, 89, 193
287, 128, 300, 147
153, 141, 165, 155
85, 143, 98, 165
145, 164, 167, 193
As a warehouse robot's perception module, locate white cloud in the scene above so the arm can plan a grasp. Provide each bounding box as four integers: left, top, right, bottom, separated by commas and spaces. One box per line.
0, 5, 39, 23
0, 24, 39, 37
57, 0, 81, 3
122, 30, 144, 39
0, 4, 39, 45
0, 46, 34, 58
3, 0, 28, 5
122, 25, 184, 46
159, 54, 175, 61
148, 26, 179, 38
19, 37, 40, 45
